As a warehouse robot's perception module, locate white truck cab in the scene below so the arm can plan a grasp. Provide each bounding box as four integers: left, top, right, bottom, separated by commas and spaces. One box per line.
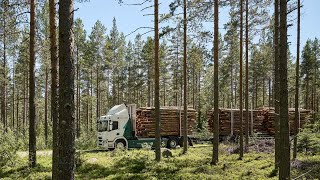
97, 104, 130, 149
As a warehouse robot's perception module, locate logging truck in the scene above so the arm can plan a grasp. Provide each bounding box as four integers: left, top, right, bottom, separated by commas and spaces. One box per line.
97, 104, 193, 150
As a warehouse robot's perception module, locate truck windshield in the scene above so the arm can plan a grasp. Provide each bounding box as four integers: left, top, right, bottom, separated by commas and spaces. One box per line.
98, 120, 108, 132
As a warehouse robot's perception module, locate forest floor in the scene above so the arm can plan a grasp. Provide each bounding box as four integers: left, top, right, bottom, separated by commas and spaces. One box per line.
1, 144, 320, 180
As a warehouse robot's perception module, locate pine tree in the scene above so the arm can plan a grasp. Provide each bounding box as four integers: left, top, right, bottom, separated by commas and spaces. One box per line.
154, 0, 161, 162
58, 0, 75, 178
211, 0, 219, 165
28, 0, 37, 168
279, 0, 290, 178
293, 0, 301, 160
49, 0, 59, 177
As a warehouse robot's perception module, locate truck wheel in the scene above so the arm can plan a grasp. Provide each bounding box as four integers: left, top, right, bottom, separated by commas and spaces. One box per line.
167, 138, 178, 149
115, 140, 127, 149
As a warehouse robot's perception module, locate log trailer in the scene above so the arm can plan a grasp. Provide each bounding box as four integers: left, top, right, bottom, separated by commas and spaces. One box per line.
97, 104, 192, 150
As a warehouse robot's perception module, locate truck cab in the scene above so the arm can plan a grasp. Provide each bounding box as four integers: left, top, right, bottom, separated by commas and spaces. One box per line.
97, 104, 131, 149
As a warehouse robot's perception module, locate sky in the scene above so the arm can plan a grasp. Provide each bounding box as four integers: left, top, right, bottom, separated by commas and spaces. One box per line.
74, 0, 320, 59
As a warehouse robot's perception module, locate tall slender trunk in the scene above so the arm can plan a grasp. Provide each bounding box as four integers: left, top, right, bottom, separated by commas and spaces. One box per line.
16, 91, 19, 133
182, 0, 188, 155
255, 79, 258, 108
23, 70, 27, 135
77, 61, 81, 138
263, 79, 265, 106
211, 0, 219, 165
86, 84, 89, 133
12, 59, 15, 130
58, 0, 75, 178
245, 0, 249, 148
1, 8, 7, 130
45, 67, 48, 146
274, 0, 280, 170
231, 63, 234, 136
279, 0, 290, 178
293, 0, 300, 160
29, 0, 37, 168
192, 65, 195, 108
96, 64, 100, 119
148, 66, 151, 107
90, 69, 93, 131
239, 0, 244, 159
268, 78, 271, 107
50, 0, 59, 177
305, 76, 309, 109
154, 0, 161, 162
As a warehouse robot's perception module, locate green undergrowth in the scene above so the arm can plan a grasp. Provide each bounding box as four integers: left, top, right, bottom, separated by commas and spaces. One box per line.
0, 144, 319, 179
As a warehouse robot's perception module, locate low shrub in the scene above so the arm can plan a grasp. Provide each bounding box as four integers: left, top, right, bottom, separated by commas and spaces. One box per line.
0, 127, 21, 168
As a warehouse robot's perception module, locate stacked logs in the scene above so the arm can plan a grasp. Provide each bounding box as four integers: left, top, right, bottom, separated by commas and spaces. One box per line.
207, 108, 262, 136
258, 107, 312, 135
136, 107, 197, 138
208, 107, 312, 136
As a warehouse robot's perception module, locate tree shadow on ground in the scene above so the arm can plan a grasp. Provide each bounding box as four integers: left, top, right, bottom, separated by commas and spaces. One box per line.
292, 158, 320, 179
0, 164, 51, 179
76, 163, 117, 179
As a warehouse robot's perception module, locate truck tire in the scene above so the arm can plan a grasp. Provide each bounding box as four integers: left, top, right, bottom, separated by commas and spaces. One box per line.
115, 139, 127, 149
167, 138, 178, 149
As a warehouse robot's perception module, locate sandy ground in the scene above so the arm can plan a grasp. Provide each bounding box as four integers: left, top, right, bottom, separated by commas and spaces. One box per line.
18, 150, 52, 158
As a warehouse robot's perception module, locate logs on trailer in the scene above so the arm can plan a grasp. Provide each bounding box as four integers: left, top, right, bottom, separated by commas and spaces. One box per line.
136, 107, 197, 138
207, 107, 313, 136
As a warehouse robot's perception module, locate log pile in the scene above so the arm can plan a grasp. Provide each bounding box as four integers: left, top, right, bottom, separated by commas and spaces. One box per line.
207, 109, 262, 136
257, 107, 312, 135
136, 107, 197, 138
208, 107, 312, 136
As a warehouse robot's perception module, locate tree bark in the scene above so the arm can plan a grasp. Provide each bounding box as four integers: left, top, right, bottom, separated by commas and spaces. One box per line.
49, 0, 59, 177
239, 0, 244, 159
1, 2, 7, 130
182, 0, 188, 155
274, 0, 280, 170
293, 0, 300, 160
58, 0, 75, 178
29, 0, 37, 168
212, 0, 219, 165
279, 0, 290, 178
154, 0, 161, 162
45, 67, 48, 146
245, 0, 249, 149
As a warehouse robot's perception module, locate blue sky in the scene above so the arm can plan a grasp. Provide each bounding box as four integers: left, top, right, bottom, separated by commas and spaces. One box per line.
74, 0, 320, 58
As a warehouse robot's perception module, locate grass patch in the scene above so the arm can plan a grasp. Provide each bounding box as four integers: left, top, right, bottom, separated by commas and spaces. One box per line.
1, 144, 319, 179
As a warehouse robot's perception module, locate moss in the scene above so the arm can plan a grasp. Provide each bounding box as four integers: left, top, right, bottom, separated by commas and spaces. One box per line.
1, 145, 319, 179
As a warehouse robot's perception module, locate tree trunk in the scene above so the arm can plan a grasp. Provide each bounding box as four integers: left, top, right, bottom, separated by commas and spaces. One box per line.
90, 69, 93, 131
45, 67, 48, 146
23, 70, 27, 135
211, 0, 219, 165
96, 65, 100, 119
239, 0, 244, 159
50, 0, 59, 177
148, 66, 151, 107
293, 0, 300, 160
182, 0, 188, 155
245, 0, 249, 148
29, 0, 37, 168
58, 0, 75, 178
274, 0, 280, 170
1, 5, 7, 130
12, 59, 15, 130
154, 0, 161, 162
279, 0, 290, 178
77, 62, 81, 138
